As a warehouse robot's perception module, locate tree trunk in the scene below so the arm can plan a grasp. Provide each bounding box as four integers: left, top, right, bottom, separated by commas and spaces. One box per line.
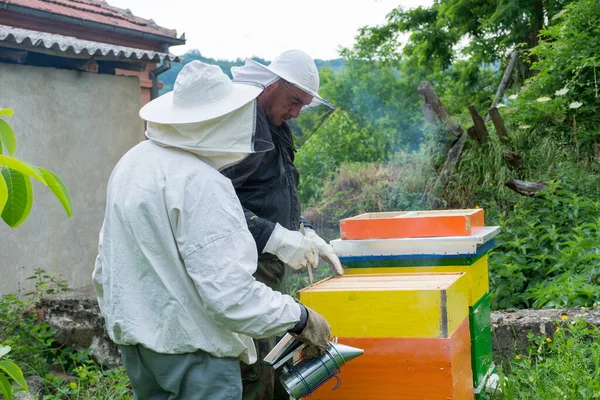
505, 179, 548, 196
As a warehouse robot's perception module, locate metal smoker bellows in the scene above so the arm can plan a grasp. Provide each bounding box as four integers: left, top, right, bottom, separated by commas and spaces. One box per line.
264, 334, 364, 400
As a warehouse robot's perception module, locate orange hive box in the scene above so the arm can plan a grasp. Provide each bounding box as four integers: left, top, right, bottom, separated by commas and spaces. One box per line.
339, 209, 485, 240
308, 319, 473, 400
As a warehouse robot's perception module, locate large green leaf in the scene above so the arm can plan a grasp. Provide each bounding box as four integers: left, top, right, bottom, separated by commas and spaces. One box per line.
0, 155, 43, 182
1, 168, 33, 228
0, 372, 13, 400
0, 120, 16, 156
0, 167, 7, 214
0, 108, 14, 117
37, 167, 72, 217
0, 360, 27, 391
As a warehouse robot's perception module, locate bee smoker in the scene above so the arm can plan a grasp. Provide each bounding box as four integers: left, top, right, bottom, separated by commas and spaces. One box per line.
263, 334, 364, 399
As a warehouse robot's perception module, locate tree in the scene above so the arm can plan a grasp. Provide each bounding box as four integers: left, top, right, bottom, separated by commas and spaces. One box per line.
346, 0, 575, 76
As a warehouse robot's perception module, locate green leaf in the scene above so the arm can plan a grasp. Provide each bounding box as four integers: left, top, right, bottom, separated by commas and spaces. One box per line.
0, 173, 7, 213
0, 108, 14, 117
37, 167, 72, 217
0, 119, 16, 156
0, 155, 43, 182
0, 346, 10, 359
0, 372, 13, 400
1, 168, 33, 228
0, 360, 28, 391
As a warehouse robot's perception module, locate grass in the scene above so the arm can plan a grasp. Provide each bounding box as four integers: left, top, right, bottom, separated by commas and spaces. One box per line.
489, 316, 600, 399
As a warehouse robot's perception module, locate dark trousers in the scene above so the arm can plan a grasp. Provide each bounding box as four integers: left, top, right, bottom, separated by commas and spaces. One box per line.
242, 259, 289, 400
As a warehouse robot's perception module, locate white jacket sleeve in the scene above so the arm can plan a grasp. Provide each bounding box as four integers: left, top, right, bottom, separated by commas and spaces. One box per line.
175, 174, 301, 339
91, 225, 105, 315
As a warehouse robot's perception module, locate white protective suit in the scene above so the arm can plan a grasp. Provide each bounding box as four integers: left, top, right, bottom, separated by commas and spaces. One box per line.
93, 99, 302, 365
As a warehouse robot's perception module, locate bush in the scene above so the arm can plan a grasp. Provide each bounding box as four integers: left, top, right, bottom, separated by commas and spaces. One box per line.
489, 186, 600, 310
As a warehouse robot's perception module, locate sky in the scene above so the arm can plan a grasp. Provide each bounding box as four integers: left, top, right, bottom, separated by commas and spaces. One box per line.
107, 0, 432, 61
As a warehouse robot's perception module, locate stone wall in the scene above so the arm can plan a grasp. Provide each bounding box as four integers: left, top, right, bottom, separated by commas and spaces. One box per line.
38, 286, 600, 369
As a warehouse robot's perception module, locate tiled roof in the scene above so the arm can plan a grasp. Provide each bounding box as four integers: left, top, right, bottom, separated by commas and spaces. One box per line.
0, 24, 180, 62
1, 0, 181, 40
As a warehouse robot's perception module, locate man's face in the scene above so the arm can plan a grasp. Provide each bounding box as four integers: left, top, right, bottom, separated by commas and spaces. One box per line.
259, 80, 314, 126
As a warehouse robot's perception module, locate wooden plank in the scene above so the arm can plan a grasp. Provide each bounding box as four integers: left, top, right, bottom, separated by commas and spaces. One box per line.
340, 209, 484, 240
344, 256, 489, 307
487, 51, 518, 122
299, 273, 469, 338
489, 106, 510, 141
308, 318, 474, 400
471, 328, 493, 388
468, 105, 489, 144
505, 179, 548, 196
469, 293, 493, 388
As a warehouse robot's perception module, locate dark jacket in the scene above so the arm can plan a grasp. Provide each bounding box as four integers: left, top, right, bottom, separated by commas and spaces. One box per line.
221, 105, 309, 260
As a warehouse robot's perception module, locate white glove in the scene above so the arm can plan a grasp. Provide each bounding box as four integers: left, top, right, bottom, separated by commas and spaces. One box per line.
304, 228, 344, 276
263, 223, 317, 270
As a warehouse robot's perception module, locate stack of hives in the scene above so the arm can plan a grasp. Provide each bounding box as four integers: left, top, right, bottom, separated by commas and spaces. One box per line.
299, 210, 499, 399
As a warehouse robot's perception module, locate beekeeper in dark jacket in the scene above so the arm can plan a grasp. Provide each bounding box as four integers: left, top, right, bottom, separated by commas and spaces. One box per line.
222, 50, 343, 400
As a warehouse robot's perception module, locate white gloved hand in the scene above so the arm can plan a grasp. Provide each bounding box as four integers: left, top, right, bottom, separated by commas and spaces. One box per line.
304, 228, 344, 276
263, 223, 317, 270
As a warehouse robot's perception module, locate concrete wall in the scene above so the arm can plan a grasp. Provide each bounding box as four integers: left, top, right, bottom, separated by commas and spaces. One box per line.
0, 62, 144, 295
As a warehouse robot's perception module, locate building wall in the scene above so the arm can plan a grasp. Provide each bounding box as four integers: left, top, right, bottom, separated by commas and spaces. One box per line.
0, 63, 144, 295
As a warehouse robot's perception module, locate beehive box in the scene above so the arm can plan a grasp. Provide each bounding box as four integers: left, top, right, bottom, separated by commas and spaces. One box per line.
339, 209, 485, 240
335, 229, 499, 392
299, 273, 473, 399
344, 255, 489, 307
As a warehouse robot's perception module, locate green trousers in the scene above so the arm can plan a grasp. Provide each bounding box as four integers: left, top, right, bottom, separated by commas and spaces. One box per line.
242, 259, 289, 400
120, 344, 242, 400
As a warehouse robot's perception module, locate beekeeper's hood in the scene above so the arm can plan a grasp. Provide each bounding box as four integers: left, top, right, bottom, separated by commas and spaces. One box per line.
231, 50, 335, 146
140, 60, 272, 170
231, 50, 333, 111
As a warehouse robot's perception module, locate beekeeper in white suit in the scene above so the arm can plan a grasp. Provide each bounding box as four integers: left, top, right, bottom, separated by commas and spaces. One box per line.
92, 60, 330, 400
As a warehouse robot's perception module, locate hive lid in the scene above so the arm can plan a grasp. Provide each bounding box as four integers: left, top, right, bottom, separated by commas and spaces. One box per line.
340, 209, 485, 240
332, 226, 500, 258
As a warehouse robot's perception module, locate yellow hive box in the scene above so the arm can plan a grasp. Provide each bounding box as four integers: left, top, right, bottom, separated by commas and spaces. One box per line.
343, 255, 489, 307
299, 273, 469, 338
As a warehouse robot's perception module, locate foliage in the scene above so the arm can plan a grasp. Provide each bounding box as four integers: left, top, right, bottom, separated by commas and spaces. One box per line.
0, 109, 72, 227
346, 0, 573, 71
296, 60, 425, 205
489, 186, 600, 310
42, 363, 133, 400
296, 111, 387, 204
506, 0, 600, 157
0, 345, 28, 399
490, 317, 600, 399
0, 271, 134, 399
0, 269, 70, 378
